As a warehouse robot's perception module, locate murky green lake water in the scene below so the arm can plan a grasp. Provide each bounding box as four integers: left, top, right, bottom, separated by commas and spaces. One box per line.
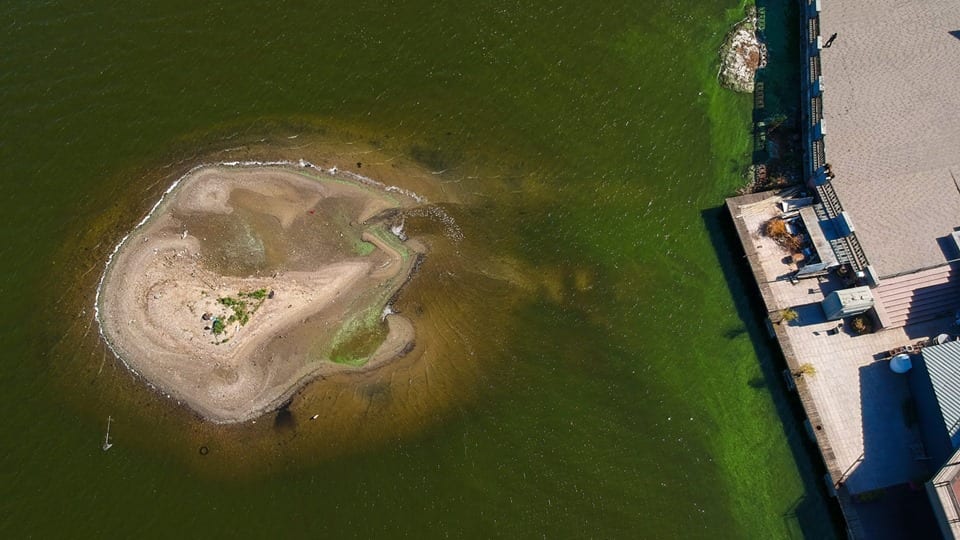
0, 1, 839, 537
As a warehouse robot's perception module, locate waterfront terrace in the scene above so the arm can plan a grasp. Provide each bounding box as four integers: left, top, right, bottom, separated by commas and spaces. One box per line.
728, 0, 960, 538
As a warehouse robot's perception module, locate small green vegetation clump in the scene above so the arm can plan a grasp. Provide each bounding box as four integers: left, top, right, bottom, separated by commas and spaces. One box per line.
354, 240, 376, 256
211, 318, 226, 335
241, 288, 269, 300
219, 296, 251, 325
213, 289, 269, 332
794, 363, 816, 378
327, 306, 389, 366
777, 307, 799, 325
328, 322, 388, 366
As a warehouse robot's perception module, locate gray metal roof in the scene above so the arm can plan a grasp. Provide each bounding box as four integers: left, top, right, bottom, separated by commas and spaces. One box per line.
923, 341, 960, 444
819, 0, 960, 278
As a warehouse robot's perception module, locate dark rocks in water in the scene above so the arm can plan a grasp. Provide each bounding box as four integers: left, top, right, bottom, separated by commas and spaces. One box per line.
274, 407, 296, 431
718, 10, 767, 93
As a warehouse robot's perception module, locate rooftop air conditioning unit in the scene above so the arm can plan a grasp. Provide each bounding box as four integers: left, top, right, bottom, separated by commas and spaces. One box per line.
822, 286, 874, 321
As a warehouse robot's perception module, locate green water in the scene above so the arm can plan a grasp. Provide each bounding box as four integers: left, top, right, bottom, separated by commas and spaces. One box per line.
0, 1, 839, 538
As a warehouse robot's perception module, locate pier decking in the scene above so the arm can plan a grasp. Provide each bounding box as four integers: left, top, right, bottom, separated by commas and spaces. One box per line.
728, 191, 950, 539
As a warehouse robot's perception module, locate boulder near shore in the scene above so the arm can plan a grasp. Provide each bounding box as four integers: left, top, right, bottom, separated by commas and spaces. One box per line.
719, 9, 767, 93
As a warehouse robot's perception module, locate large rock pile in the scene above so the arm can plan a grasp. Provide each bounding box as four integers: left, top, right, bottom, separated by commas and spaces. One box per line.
718, 11, 767, 93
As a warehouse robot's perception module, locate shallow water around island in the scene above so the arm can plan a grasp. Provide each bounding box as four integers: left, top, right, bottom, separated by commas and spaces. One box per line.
0, 1, 839, 538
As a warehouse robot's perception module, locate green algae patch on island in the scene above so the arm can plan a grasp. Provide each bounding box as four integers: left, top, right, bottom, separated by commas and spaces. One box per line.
95, 164, 424, 424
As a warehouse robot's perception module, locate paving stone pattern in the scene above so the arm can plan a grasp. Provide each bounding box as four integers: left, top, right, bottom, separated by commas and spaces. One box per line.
819, 0, 960, 278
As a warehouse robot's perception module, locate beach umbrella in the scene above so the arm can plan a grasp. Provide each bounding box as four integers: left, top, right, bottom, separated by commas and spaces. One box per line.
890, 354, 912, 374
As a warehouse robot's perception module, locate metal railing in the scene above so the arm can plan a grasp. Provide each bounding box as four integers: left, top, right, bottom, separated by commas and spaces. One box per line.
808, 16, 820, 46
800, 7, 870, 271
808, 55, 821, 84
816, 182, 870, 271
812, 139, 825, 171
835, 452, 865, 489
811, 96, 822, 126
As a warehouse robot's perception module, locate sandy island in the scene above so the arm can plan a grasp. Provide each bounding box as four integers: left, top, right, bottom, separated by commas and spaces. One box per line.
97, 165, 423, 423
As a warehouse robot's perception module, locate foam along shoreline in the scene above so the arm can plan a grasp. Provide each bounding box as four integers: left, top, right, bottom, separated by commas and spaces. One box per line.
96, 164, 424, 423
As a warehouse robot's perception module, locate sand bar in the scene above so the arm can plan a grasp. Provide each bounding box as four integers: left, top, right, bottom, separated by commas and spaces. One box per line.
97, 164, 421, 423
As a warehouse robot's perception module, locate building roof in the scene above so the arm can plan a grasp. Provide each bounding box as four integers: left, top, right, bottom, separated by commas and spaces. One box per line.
922, 341, 960, 445
819, 0, 960, 278
929, 444, 960, 539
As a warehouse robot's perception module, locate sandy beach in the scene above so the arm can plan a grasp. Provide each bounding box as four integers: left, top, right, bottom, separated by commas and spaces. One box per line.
97, 165, 421, 423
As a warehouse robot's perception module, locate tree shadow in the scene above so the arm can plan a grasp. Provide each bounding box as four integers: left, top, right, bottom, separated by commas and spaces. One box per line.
724, 326, 749, 340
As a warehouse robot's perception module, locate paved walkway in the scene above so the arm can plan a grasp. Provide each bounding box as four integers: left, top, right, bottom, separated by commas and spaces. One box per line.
818, 0, 960, 278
